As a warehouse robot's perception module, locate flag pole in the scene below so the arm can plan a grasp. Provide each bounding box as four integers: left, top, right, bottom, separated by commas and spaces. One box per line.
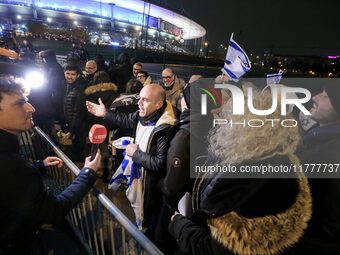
221, 33, 234, 77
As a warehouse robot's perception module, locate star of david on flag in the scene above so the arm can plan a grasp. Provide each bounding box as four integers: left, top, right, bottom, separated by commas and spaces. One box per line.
222, 33, 251, 81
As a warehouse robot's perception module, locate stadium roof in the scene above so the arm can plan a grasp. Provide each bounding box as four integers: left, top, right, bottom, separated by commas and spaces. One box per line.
97, 0, 206, 39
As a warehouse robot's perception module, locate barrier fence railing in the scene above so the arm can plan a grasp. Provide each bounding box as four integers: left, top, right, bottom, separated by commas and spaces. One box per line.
19, 127, 163, 255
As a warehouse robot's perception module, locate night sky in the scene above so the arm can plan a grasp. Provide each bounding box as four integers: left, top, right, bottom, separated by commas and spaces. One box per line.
180, 0, 340, 55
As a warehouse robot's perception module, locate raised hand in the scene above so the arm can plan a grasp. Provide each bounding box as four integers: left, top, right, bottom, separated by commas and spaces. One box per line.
86, 98, 107, 117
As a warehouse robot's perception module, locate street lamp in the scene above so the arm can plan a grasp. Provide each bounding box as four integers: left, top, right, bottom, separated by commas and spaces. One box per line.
204, 42, 209, 74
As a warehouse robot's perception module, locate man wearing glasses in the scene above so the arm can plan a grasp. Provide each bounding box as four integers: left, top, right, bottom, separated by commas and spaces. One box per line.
161, 68, 185, 111
136, 71, 152, 86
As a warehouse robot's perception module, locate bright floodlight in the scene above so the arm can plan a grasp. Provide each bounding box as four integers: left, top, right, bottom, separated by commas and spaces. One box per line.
110, 41, 119, 46
24, 71, 45, 89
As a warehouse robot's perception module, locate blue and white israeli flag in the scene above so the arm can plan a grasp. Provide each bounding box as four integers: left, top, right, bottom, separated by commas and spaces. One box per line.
266, 70, 283, 85
222, 35, 251, 81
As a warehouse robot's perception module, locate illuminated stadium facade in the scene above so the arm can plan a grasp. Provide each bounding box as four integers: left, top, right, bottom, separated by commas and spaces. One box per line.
0, 0, 206, 51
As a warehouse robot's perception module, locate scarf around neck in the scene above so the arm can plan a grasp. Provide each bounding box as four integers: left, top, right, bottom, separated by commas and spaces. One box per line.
139, 100, 167, 126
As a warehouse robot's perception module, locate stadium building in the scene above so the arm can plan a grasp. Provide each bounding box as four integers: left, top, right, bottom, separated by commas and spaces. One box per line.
0, 0, 206, 54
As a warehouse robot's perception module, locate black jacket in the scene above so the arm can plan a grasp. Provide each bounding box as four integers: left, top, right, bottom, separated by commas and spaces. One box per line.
169, 156, 312, 255
293, 124, 340, 255
103, 101, 176, 229
0, 129, 97, 252
29, 50, 64, 122
63, 77, 87, 134
161, 110, 214, 209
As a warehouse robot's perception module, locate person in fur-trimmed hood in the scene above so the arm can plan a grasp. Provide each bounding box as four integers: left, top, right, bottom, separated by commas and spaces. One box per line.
85, 71, 118, 127
85, 71, 118, 107
168, 86, 313, 255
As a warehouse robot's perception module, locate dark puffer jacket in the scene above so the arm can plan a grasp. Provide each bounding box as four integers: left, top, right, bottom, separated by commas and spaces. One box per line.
63, 77, 87, 134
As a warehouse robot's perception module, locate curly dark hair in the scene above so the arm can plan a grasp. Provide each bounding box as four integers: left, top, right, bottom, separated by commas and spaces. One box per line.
0, 77, 23, 103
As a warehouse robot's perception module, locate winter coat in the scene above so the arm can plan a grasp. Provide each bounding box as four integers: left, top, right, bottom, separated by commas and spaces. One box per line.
163, 76, 185, 110
85, 82, 118, 108
169, 155, 312, 255
293, 124, 340, 254
143, 75, 152, 86
161, 117, 190, 208
84, 71, 96, 87
161, 110, 214, 208
32, 50, 65, 124
103, 101, 177, 230
63, 77, 87, 134
0, 129, 97, 253
85, 82, 118, 127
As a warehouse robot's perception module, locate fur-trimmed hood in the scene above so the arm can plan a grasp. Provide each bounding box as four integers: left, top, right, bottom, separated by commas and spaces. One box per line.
143, 75, 152, 86
85, 82, 118, 96
155, 100, 177, 127
206, 176, 312, 255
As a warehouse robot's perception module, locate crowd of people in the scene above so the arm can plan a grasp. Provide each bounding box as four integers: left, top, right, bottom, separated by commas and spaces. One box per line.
0, 38, 340, 255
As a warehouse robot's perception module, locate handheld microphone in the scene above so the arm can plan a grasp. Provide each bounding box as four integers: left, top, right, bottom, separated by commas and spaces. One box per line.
88, 124, 107, 160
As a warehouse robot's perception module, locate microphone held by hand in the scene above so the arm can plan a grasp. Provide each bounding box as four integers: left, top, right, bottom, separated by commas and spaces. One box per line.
88, 124, 107, 160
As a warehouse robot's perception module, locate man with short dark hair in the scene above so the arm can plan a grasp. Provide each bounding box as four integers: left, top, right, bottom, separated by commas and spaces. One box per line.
132, 62, 143, 78
62, 62, 88, 161
0, 78, 101, 254
87, 84, 176, 237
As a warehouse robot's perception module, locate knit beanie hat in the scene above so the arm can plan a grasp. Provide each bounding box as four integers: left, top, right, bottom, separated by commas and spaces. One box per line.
324, 82, 340, 117
182, 78, 223, 111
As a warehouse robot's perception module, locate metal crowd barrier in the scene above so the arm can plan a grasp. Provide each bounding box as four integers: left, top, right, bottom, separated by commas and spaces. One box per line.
19, 127, 163, 255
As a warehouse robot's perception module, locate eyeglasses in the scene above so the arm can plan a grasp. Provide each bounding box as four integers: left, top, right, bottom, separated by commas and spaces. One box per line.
162, 75, 173, 79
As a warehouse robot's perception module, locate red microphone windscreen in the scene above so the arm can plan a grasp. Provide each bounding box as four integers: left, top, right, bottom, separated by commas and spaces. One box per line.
89, 124, 107, 144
